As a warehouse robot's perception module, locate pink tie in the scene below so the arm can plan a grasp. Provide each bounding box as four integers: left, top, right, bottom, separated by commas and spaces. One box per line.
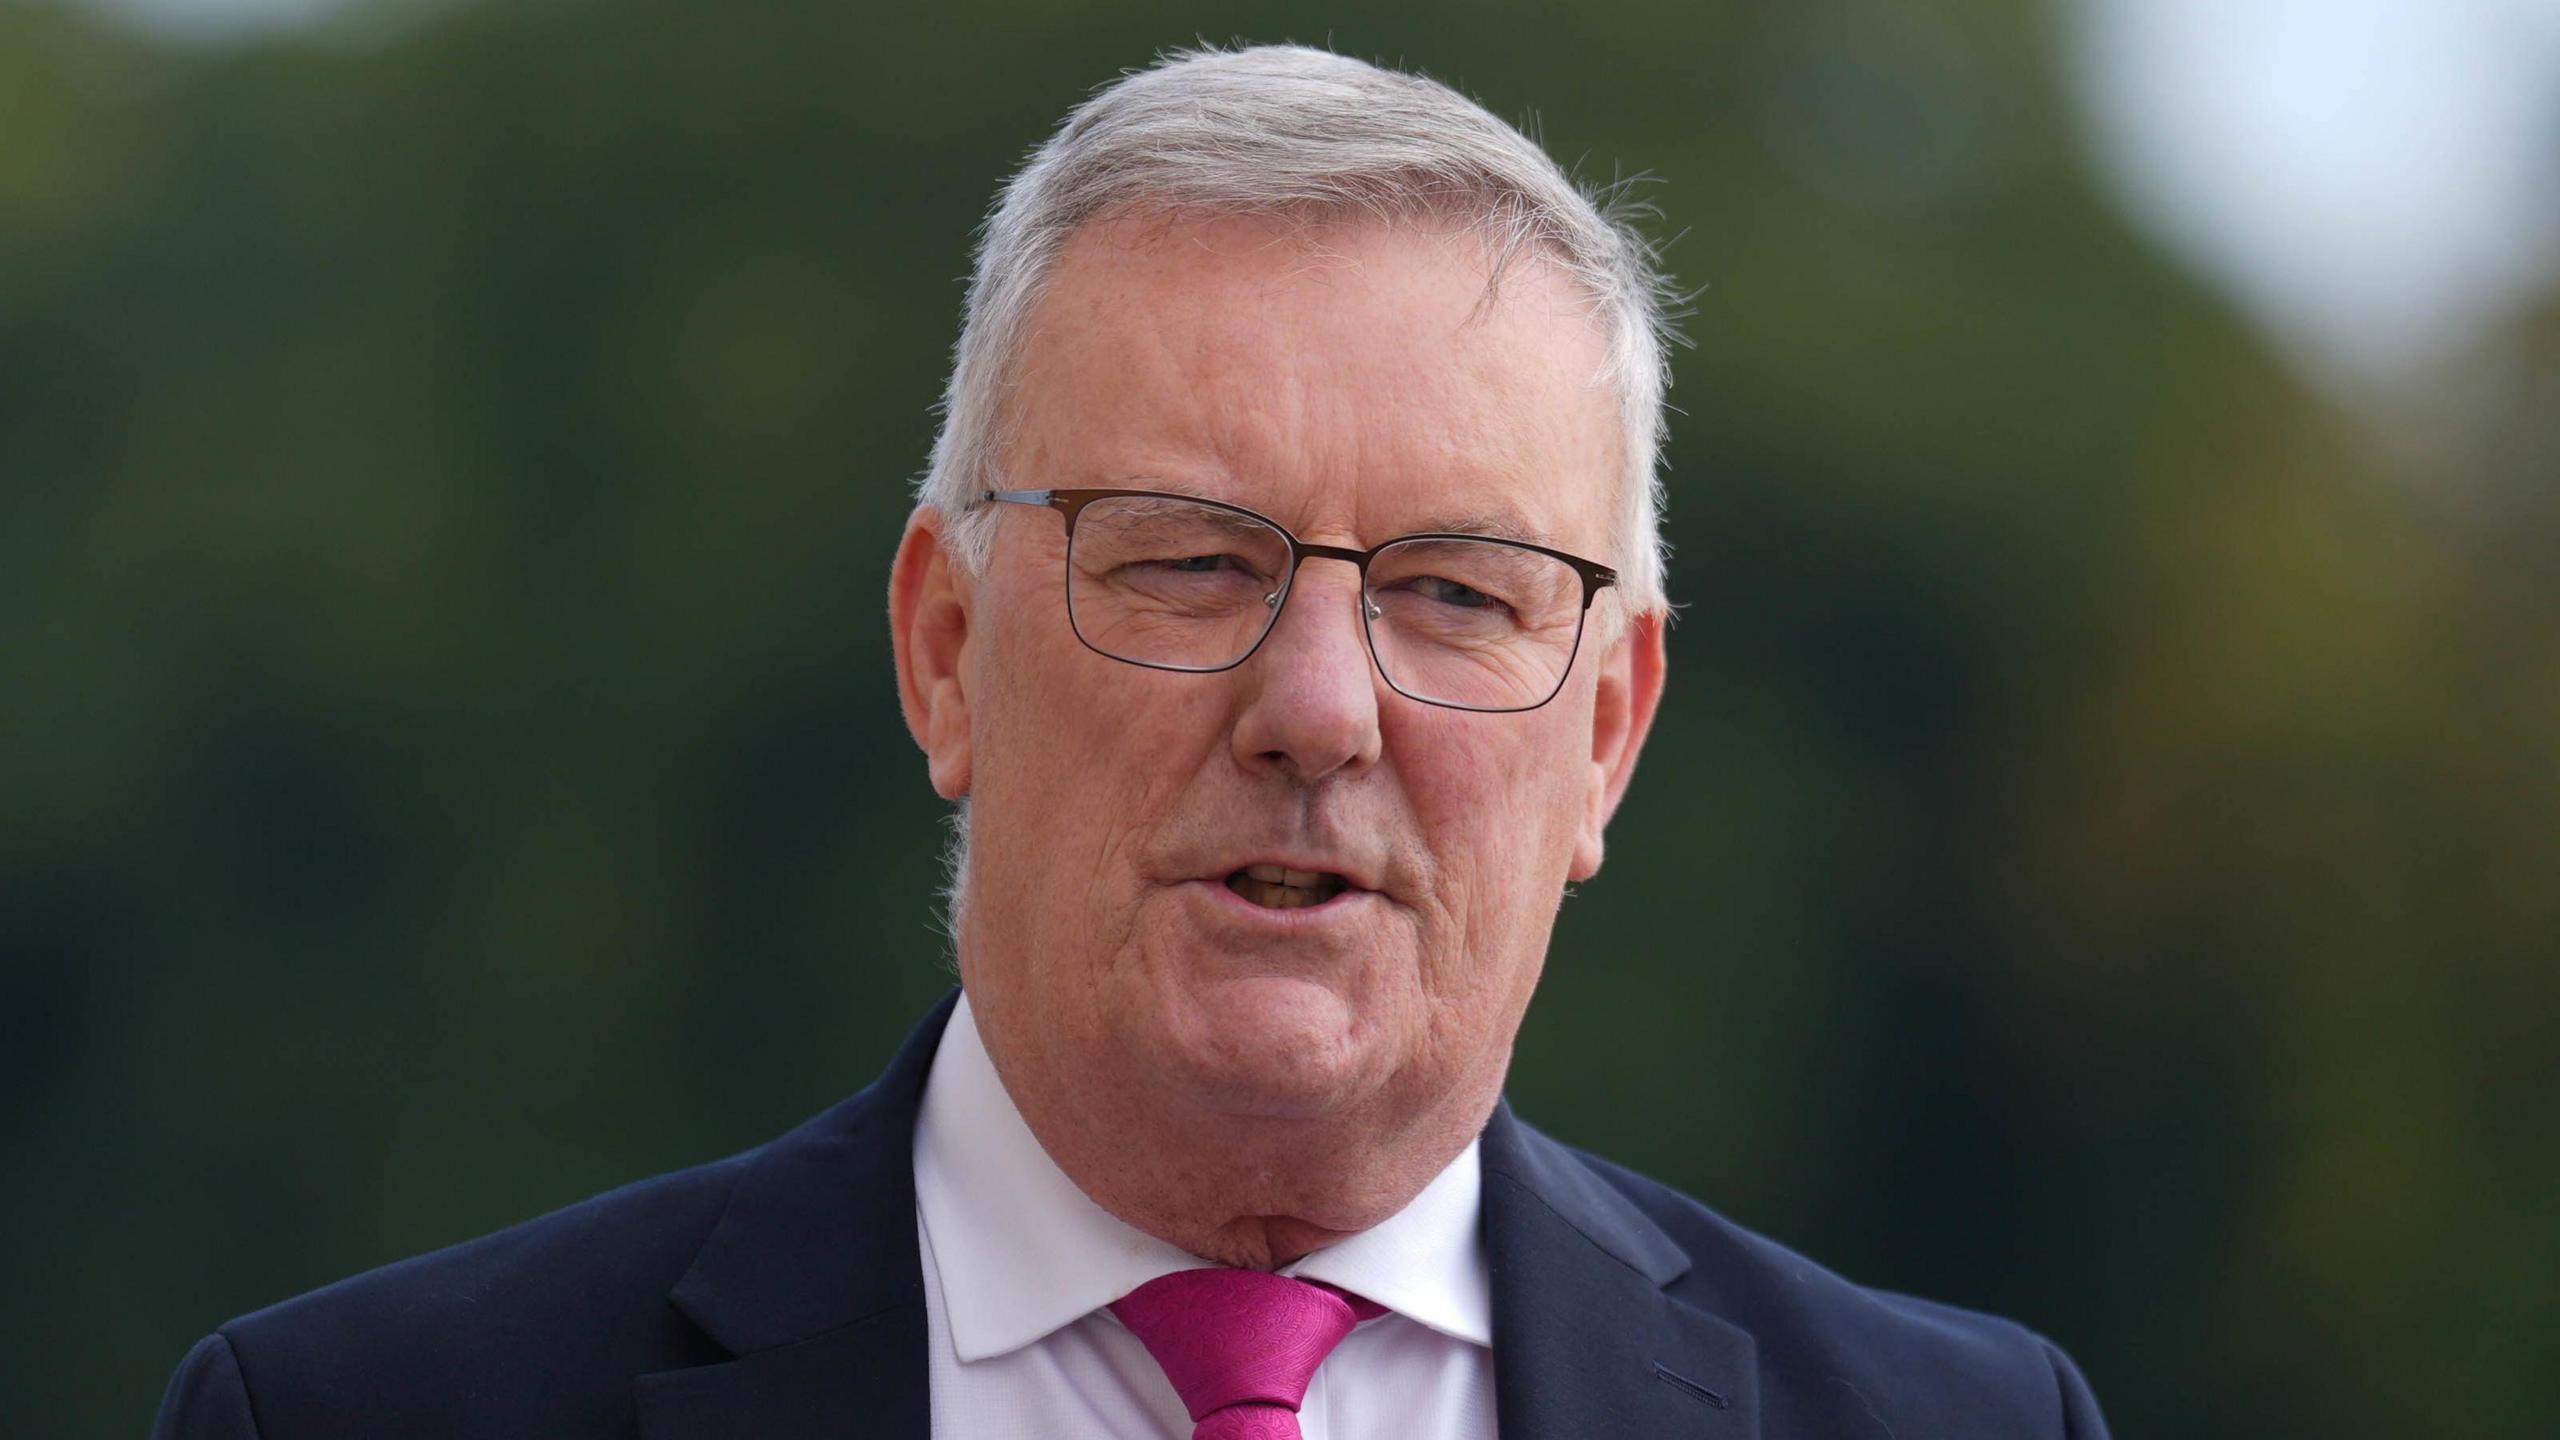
1111, 1269, 1386, 1440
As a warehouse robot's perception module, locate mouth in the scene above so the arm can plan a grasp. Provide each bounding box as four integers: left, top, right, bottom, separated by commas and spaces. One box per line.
1222, 863, 1353, 911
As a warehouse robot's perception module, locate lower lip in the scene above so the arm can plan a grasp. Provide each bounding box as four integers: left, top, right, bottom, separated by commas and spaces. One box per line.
1186, 878, 1377, 928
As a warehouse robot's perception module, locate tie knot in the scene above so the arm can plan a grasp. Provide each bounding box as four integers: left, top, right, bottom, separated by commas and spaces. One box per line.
1111, 1269, 1383, 1429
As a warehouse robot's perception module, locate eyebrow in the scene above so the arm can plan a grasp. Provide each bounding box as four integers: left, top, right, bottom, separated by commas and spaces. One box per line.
1412, 503, 1562, 549
1111, 474, 1564, 550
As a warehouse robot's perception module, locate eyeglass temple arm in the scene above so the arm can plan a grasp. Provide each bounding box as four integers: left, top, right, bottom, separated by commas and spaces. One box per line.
979, 489, 1055, 508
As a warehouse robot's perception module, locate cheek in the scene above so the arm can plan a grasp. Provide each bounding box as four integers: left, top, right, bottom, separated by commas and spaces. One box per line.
1394, 706, 1590, 872
1391, 707, 1591, 973
973, 601, 1226, 892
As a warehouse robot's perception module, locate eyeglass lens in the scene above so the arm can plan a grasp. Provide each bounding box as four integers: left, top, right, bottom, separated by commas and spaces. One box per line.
1063, 494, 1587, 711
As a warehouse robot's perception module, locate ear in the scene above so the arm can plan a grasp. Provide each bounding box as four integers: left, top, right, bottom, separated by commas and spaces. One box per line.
889, 505, 975, 800
1569, 608, 1667, 881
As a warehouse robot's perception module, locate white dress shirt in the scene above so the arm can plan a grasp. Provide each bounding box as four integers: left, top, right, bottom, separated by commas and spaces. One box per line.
913, 994, 1498, 1439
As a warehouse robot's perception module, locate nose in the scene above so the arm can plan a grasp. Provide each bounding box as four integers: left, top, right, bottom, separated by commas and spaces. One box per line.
1228, 559, 1385, 784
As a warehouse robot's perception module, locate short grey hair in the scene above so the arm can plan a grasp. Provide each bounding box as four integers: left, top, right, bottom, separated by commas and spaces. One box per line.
916, 42, 1680, 615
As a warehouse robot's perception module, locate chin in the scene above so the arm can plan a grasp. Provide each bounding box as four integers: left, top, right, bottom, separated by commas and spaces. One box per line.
1147, 971, 1386, 1120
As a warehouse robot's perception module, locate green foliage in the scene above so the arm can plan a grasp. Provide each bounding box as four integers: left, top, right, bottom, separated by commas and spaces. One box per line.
3, 0, 2553, 1434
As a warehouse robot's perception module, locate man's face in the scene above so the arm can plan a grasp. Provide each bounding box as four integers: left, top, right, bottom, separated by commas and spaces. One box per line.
898, 214, 1662, 1152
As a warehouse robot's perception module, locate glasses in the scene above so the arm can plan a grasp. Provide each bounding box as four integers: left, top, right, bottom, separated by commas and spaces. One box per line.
975, 487, 1618, 713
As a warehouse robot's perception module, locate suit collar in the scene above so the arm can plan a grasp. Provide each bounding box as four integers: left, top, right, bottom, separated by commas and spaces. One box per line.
1482, 1102, 1761, 1438
636, 991, 957, 1440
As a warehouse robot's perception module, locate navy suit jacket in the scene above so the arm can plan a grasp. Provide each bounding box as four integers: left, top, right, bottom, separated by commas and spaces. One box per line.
156, 993, 2108, 1438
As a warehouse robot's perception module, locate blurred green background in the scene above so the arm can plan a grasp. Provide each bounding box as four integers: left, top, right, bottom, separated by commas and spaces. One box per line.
5, 0, 2556, 1434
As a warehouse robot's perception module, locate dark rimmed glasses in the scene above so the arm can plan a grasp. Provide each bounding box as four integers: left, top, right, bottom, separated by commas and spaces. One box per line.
976, 487, 1618, 713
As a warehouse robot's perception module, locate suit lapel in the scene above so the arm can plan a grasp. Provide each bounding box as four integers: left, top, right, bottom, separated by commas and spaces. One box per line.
635, 993, 958, 1440
1483, 1104, 1760, 1439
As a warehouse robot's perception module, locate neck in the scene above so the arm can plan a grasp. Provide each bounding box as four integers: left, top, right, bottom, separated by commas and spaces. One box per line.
1169, 1215, 1358, 1272
969, 995, 1499, 1270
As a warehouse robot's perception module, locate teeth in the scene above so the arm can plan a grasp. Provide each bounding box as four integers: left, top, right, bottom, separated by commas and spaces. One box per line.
1244, 863, 1336, 888
1225, 868, 1351, 909
1233, 877, 1321, 908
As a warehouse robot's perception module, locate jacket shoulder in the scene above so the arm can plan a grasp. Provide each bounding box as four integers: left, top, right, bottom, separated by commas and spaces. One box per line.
190, 1148, 755, 1439
1568, 1144, 2108, 1439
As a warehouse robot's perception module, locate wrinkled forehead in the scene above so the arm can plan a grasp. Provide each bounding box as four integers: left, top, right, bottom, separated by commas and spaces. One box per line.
997, 212, 1623, 552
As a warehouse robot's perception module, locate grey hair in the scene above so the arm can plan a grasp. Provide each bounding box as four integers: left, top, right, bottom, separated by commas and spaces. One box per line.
933, 796, 970, 966
915, 42, 1681, 615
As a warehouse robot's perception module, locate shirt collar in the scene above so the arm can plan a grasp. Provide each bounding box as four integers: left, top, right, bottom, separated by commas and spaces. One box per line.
912, 993, 1492, 1361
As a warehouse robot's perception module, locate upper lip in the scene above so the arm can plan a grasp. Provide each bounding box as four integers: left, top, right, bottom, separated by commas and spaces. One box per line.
1210, 854, 1382, 893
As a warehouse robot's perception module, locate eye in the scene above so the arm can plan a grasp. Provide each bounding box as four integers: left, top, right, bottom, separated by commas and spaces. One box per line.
1151, 553, 1242, 574
1403, 575, 1505, 610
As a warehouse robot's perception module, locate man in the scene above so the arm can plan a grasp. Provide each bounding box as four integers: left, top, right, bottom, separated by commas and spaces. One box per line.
157, 45, 2107, 1439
